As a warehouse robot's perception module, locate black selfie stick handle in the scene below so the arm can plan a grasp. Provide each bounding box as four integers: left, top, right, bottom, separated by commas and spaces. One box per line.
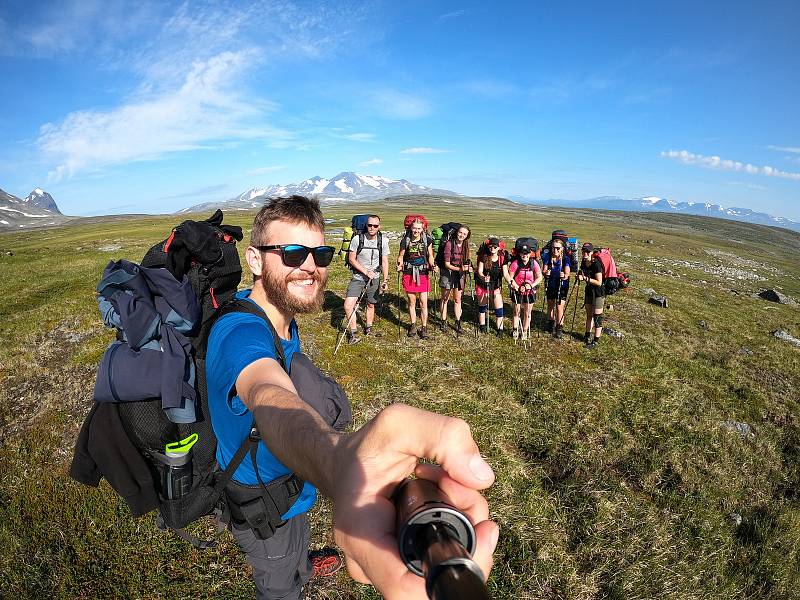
395, 478, 490, 600
420, 521, 490, 600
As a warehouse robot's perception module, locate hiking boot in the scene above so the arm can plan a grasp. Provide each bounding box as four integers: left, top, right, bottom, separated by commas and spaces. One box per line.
363, 325, 382, 338
407, 323, 417, 337
346, 330, 361, 345
585, 339, 598, 349
553, 326, 563, 339
546, 320, 555, 334
439, 320, 447, 333
496, 327, 504, 338
455, 320, 463, 335
583, 332, 592, 344
363, 325, 372, 336
309, 548, 343, 578
420, 326, 429, 339
521, 329, 529, 341
481, 323, 489, 334
512, 327, 520, 341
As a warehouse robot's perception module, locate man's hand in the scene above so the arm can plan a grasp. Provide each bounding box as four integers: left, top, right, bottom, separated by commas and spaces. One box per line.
381, 280, 389, 292
331, 404, 499, 600
365, 269, 378, 280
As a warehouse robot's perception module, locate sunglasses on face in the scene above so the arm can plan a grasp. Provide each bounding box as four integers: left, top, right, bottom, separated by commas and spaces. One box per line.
366, 223, 380, 228
256, 244, 335, 267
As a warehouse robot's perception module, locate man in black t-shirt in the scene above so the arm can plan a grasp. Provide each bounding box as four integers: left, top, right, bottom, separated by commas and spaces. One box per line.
576, 242, 605, 349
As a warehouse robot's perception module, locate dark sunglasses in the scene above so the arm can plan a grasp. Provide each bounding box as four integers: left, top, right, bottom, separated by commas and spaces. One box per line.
256, 244, 335, 267
366, 223, 380, 228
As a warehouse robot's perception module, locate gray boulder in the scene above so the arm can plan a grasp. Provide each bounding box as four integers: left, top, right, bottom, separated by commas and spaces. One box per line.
758, 289, 796, 305
649, 295, 669, 308
773, 330, 800, 348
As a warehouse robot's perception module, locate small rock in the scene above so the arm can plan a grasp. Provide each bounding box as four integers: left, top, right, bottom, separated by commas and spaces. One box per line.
699, 320, 708, 330
98, 244, 122, 252
622, 251, 632, 257
722, 420, 754, 438
604, 327, 625, 339
646, 239, 654, 244
641, 287, 657, 296
649, 295, 669, 308
773, 330, 800, 348
4, 251, 12, 257
741, 347, 753, 356
758, 289, 796, 305
729, 512, 742, 527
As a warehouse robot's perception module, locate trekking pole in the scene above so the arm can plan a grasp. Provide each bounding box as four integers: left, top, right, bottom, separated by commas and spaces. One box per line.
334, 281, 370, 356
471, 273, 479, 339
571, 278, 582, 334
397, 271, 402, 340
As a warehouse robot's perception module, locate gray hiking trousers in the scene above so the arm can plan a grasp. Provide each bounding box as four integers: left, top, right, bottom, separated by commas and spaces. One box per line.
231, 513, 312, 600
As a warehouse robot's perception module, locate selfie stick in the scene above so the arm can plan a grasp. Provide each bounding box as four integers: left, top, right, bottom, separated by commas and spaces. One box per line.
395, 478, 490, 600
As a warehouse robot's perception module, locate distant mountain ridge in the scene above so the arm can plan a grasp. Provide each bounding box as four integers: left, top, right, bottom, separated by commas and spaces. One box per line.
179, 172, 460, 213
0, 187, 66, 229
510, 195, 800, 233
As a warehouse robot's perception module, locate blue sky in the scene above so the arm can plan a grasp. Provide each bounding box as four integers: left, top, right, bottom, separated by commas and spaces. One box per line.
1, 0, 799, 219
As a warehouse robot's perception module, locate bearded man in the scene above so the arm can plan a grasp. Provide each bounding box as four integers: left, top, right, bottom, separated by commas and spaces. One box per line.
206, 195, 498, 600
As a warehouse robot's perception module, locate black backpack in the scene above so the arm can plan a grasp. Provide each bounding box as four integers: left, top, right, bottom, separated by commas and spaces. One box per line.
72, 211, 352, 547
434, 222, 462, 268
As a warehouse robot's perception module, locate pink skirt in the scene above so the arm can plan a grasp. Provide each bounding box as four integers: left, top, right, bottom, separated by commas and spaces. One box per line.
402, 273, 430, 293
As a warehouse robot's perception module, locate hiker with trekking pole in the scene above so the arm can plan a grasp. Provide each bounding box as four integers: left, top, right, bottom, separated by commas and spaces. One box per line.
342, 215, 389, 345
476, 237, 507, 336
397, 216, 436, 339
504, 240, 542, 342
541, 236, 571, 339
577, 242, 606, 349
437, 224, 472, 335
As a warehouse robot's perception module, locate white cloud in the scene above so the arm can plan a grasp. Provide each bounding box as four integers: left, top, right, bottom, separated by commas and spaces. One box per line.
401, 147, 450, 155
359, 158, 383, 166
248, 165, 286, 175
341, 132, 376, 142
767, 145, 800, 154
438, 10, 467, 21
369, 89, 431, 119
40, 50, 286, 179
661, 150, 800, 182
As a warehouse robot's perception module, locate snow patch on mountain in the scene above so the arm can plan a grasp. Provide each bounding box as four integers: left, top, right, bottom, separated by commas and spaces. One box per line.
180, 172, 460, 214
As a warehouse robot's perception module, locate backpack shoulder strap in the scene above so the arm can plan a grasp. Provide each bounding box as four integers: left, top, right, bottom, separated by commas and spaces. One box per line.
197, 298, 286, 370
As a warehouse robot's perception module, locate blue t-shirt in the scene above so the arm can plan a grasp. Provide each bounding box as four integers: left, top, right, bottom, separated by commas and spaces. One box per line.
541, 251, 572, 290
205, 290, 316, 519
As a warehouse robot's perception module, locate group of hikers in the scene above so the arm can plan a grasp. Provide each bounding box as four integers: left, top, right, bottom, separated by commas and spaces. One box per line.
341, 213, 629, 351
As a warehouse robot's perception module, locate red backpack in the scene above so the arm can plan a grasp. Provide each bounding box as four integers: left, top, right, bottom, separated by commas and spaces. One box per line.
592, 248, 629, 295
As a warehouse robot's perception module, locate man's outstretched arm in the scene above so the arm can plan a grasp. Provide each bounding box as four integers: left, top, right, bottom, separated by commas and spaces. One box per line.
236, 357, 500, 600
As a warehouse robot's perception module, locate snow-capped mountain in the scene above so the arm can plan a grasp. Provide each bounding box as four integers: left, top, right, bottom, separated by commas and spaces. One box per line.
24, 188, 61, 214
510, 195, 800, 233
180, 172, 460, 213
0, 188, 68, 229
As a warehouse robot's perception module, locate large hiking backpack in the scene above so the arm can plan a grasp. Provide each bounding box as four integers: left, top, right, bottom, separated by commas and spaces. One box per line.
434, 222, 463, 268
511, 237, 539, 260
346, 226, 383, 275
399, 214, 431, 261
477, 237, 507, 261
71, 210, 352, 547
592, 247, 629, 295
542, 229, 576, 271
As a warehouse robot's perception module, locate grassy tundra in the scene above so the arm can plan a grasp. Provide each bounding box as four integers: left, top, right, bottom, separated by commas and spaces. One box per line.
1, 196, 799, 599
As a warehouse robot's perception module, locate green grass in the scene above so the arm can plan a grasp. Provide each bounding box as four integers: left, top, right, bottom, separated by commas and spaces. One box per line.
1, 198, 799, 599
